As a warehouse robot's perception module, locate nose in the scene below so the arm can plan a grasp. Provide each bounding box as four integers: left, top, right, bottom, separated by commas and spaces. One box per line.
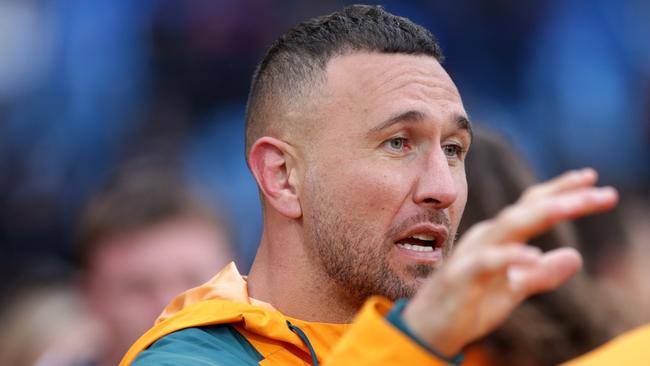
413, 148, 459, 209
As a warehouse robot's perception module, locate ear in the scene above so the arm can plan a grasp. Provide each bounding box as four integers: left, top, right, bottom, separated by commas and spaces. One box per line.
248, 137, 302, 219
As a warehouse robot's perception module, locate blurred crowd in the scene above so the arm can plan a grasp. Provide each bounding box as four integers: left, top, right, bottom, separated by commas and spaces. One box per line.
0, 0, 648, 365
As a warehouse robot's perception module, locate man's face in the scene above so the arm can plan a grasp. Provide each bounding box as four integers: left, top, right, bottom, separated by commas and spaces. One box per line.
84, 218, 232, 359
299, 52, 470, 302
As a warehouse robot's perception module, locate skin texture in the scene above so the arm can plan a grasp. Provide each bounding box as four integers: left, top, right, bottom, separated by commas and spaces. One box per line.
300, 53, 470, 302
246, 51, 618, 353
84, 218, 232, 366
247, 52, 470, 320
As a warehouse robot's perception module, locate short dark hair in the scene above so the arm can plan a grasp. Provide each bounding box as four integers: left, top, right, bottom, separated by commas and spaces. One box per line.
244, 4, 444, 154
75, 167, 228, 268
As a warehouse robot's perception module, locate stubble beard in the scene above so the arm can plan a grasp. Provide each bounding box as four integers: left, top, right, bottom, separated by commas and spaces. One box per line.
305, 187, 456, 306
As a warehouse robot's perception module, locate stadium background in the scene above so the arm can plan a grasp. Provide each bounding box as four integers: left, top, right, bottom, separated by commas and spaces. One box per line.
0, 0, 648, 300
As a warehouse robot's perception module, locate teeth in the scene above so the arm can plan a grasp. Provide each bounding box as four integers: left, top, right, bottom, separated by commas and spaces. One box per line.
411, 234, 435, 241
397, 243, 434, 252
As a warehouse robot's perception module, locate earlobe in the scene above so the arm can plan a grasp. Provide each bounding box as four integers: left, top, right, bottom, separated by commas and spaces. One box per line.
249, 137, 302, 219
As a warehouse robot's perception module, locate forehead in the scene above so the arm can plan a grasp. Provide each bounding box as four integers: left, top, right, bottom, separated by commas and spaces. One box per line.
89, 220, 225, 276
321, 52, 465, 129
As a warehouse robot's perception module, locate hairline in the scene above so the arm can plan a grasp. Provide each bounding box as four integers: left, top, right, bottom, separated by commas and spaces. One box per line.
244, 48, 444, 161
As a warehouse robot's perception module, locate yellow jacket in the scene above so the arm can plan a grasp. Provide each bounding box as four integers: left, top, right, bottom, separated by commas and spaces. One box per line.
120, 262, 650, 365
120, 262, 465, 365
560, 324, 650, 366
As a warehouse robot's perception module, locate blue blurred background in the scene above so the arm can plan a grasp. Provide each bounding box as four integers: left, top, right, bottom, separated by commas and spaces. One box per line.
1, 0, 648, 291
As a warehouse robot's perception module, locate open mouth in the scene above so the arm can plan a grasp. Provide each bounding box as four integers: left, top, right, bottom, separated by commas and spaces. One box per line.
395, 233, 438, 252
393, 224, 448, 257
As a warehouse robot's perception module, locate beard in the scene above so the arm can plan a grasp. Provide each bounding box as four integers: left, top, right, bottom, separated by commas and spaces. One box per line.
304, 185, 455, 305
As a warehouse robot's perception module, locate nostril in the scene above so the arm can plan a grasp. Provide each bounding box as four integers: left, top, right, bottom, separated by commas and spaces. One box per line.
423, 198, 441, 204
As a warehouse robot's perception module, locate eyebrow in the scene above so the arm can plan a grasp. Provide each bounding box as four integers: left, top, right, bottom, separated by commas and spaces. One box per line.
456, 115, 473, 142
369, 110, 474, 141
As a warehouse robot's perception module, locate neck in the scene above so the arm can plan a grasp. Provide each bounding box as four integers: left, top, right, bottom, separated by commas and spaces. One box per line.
247, 219, 359, 323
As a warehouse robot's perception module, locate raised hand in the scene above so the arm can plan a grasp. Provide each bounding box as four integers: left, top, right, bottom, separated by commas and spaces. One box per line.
402, 168, 618, 356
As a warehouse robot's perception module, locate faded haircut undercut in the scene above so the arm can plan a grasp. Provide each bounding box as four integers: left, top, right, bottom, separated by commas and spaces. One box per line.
244, 4, 444, 156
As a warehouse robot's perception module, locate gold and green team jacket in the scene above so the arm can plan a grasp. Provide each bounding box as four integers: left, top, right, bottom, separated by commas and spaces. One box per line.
120, 262, 650, 366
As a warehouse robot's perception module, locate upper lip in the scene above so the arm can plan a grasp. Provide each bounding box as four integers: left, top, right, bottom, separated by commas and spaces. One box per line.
394, 223, 449, 248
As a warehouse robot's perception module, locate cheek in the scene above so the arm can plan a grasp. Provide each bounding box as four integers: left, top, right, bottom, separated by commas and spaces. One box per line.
329, 163, 410, 217
450, 170, 468, 226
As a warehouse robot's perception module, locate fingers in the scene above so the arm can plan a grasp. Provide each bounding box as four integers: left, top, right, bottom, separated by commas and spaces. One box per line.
458, 244, 542, 277
404, 168, 614, 355
507, 247, 583, 297
452, 168, 613, 302
490, 186, 618, 243
456, 187, 618, 255
404, 244, 547, 356
519, 168, 597, 203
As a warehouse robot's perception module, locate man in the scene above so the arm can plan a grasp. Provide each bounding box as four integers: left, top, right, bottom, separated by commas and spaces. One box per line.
78, 168, 234, 366
121, 5, 619, 365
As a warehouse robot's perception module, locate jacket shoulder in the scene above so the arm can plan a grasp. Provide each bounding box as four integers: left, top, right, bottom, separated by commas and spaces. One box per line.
132, 325, 263, 366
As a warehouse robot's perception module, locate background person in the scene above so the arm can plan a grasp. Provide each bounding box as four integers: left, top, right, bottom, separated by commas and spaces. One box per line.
76, 165, 234, 366
0, 282, 99, 366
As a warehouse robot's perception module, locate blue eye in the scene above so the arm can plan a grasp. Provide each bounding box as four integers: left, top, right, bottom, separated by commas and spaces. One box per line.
386, 137, 408, 151
442, 144, 463, 158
